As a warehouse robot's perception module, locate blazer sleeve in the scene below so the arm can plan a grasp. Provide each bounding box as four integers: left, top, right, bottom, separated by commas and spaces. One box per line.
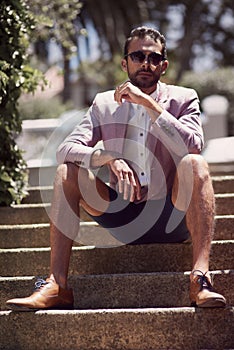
56, 99, 102, 168
151, 87, 204, 157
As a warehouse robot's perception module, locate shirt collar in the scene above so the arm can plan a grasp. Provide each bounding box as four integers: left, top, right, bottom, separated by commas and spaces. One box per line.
150, 84, 159, 101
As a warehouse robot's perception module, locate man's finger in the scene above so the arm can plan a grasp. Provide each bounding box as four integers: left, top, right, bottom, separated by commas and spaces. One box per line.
133, 179, 141, 201
119, 177, 124, 193
130, 185, 136, 202
123, 177, 131, 200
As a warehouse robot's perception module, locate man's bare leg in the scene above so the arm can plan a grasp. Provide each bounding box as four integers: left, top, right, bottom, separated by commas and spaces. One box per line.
172, 154, 226, 307
172, 154, 214, 273
6, 162, 111, 310
49, 163, 111, 289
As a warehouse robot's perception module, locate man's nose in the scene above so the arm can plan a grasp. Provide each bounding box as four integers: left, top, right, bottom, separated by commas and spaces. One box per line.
142, 57, 150, 66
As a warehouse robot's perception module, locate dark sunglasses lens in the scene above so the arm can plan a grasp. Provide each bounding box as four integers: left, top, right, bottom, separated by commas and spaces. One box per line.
149, 53, 163, 66
130, 51, 145, 62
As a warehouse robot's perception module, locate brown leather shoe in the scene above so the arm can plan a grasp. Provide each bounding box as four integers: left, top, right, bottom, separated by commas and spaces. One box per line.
6, 276, 74, 311
190, 270, 226, 308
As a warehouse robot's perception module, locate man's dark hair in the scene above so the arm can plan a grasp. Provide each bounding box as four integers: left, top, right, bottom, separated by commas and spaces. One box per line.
124, 26, 167, 59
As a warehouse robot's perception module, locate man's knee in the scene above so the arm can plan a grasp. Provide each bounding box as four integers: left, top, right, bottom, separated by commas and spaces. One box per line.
178, 154, 210, 183
54, 163, 81, 188
172, 154, 212, 210
56, 163, 68, 179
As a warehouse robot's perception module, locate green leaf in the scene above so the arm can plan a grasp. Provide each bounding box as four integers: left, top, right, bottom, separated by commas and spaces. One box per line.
0, 172, 12, 182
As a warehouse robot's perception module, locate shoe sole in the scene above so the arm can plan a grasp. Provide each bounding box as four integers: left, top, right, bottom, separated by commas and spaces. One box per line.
6, 304, 39, 312
192, 298, 226, 308
6, 303, 74, 312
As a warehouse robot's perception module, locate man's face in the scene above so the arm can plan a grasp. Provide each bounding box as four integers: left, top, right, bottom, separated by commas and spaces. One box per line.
122, 36, 168, 93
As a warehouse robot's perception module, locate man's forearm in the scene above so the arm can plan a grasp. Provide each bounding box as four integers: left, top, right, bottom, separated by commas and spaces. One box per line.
91, 149, 121, 168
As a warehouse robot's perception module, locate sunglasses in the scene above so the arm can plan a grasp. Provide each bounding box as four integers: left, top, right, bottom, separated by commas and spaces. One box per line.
125, 50, 164, 66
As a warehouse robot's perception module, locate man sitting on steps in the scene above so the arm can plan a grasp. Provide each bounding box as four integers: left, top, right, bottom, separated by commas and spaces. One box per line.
6, 26, 226, 310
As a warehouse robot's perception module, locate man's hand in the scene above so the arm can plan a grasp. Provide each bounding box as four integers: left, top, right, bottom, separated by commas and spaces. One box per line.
108, 159, 141, 202
91, 150, 141, 201
114, 81, 147, 105
114, 81, 163, 121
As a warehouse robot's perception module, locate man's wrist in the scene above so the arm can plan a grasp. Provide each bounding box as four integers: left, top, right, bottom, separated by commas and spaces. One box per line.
91, 149, 121, 168
141, 95, 163, 122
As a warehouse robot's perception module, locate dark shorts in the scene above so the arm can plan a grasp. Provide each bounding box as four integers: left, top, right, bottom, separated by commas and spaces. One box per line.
88, 186, 190, 245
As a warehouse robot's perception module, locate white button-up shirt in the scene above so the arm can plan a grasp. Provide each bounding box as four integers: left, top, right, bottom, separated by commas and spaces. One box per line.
123, 89, 158, 186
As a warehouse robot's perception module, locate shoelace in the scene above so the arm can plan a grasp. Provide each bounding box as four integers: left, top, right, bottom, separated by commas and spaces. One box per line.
34, 278, 48, 291
192, 270, 213, 290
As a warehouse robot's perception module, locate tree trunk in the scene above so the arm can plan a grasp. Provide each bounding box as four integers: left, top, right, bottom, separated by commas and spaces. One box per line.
62, 47, 71, 103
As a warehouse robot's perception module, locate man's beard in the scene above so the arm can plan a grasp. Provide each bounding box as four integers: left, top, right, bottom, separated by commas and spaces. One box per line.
128, 68, 160, 89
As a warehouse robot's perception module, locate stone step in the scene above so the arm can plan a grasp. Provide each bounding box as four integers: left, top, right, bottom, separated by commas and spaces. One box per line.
0, 215, 233, 249
0, 203, 92, 225
215, 215, 234, 240
1, 193, 233, 225
215, 193, 234, 215
1, 270, 233, 311
0, 240, 233, 277
0, 222, 116, 249
1, 175, 233, 350
0, 203, 51, 225
22, 186, 53, 204
212, 175, 234, 193
1, 307, 233, 350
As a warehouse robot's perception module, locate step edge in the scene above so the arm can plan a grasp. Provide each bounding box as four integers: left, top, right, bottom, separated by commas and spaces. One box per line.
1, 306, 233, 316
1, 240, 234, 253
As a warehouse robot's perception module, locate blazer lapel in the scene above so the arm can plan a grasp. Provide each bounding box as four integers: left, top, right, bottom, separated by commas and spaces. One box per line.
157, 81, 169, 106
103, 101, 131, 155
113, 101, 131, 154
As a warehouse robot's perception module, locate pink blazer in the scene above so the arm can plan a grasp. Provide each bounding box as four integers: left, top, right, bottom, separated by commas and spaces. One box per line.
57, 81, 204, 200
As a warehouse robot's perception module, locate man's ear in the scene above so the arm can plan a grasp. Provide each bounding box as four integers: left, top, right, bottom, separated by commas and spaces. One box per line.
121, 58, 128, 72
161, 60, 169, 75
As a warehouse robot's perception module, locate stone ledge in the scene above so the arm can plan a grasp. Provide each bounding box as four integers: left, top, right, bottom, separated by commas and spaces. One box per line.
0, 241, 233, 276
1, 307, 233, 350
1, 270, 233, 311
0, 215, 233, 249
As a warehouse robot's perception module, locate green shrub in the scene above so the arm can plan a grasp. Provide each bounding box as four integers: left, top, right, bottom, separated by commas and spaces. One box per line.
0, 0, 45, 206
180, 67, 234, 135
18, 96, 73, 120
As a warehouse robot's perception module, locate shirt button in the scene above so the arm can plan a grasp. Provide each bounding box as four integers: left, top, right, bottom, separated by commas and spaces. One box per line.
141, 172, 145, 176
140, 132, 143, 136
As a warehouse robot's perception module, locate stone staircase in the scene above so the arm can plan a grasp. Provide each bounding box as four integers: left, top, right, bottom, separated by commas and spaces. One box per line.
0, 174, 234, 349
